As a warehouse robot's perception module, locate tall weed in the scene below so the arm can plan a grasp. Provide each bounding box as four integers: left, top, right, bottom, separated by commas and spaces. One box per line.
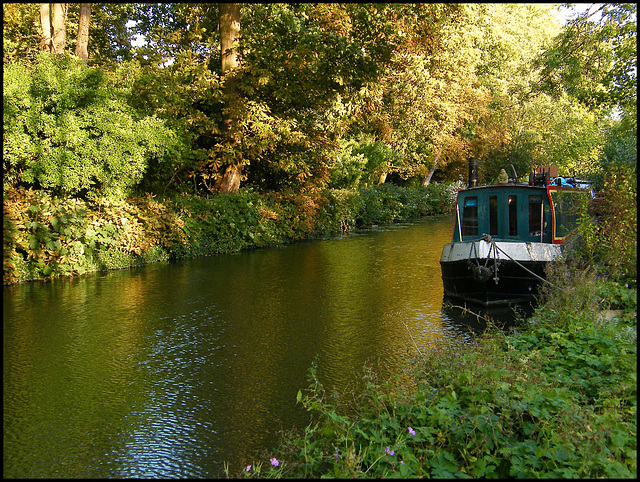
568, 166, 636, 286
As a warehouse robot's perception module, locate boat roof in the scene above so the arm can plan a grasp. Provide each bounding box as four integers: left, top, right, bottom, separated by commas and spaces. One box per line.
459, 179, 593, 194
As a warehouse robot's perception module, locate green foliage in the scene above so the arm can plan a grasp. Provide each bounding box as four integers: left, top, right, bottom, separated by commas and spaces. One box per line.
592, 113, 637, 190
130, 3, 407, 193
2, 188, 186, 283
229, 3, 403, 190
239, 4, 398, 112
564, 166, 637, 286
3, 53, 179, 198
3, 188, 110, 282
597, 280, 637, 312
2, 3, 40, 64
357, 139, 404, 186
355, 183, 456, 227
3, 183, 459, 284
128, 52, 223, 195
2, 4, 137, 67
483, 94, 604, 182
84, 4, 139, 66
536, 4, 637, 113
4, 3, 628, 195
130, 4, 220, 68
319, 189, 361, 234
355, 185, 417, 226
327, 139, 368, 189
169, 189, 267, 256
326, 138, 407, 189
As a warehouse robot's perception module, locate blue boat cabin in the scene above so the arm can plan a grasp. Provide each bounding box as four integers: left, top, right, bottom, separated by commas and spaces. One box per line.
453, 184, 586, 245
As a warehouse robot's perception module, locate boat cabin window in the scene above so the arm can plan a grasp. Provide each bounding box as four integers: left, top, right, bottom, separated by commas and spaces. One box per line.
489, 196, 498, 236
528, 195, 543, 236
508, 195, 518, 236
461, 197, 478, 236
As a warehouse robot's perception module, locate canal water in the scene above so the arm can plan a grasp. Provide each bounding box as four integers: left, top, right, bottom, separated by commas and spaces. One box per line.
3, 215, 520, 478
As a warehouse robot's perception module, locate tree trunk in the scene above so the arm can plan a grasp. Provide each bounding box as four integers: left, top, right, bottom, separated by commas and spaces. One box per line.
52, 3, 67, 54
377, 171, 388, 185
220, 3, 241, 74
422, 156, 438, 187
75, 3, 91, 64
218, 164, 242, 193
217, 3, 242, 194
40, 4, 52, 52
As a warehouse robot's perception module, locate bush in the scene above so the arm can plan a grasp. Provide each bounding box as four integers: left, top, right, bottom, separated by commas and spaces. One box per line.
3, 183, 460, 284
565, 166, 637, 287
327, 139, 369, 189
3, 53, 179, 198
2, 188, 187, 283
353, 183, 456, 227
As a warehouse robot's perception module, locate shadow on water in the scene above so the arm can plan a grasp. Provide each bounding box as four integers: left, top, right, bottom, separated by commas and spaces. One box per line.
441, 297, 537, 342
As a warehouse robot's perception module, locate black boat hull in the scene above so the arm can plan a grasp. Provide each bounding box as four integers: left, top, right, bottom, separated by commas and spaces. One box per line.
440, 258, 550, 306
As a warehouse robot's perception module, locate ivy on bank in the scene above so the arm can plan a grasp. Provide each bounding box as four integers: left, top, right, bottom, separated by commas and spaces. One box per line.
3, 182, 460, 285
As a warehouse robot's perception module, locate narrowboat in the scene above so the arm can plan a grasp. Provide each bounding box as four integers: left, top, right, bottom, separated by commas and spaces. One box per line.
440, 159, 593, 306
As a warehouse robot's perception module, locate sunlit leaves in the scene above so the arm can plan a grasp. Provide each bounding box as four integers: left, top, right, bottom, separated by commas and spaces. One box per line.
3, 53, 180, 198
535, 3, 637, 112
2, 3, 40, 63
130, 4, 219, 67
238, 3, 396, 112
5, 3, 631, 195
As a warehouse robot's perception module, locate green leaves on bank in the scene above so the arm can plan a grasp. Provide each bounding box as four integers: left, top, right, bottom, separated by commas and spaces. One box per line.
3, 183, 456, 284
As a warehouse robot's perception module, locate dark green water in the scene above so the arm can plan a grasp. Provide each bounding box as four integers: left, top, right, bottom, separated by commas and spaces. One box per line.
4, 215, 497, 478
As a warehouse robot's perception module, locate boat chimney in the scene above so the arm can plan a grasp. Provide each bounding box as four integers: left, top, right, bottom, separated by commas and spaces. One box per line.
468, 158, 479, 188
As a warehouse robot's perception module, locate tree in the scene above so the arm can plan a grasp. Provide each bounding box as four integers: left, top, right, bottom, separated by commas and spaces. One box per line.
39, 3, 68, 54
75, 3, 90, 64
4, 4, 133, 66
52, 3, 66, 53
535, 3, 637, 114
39, 4, 52, 51
130, 3, 219, 67
38, 3, 68, 54
217, 3, 242, 193
233, 3, 401, 191
3, 4, 40, 63
443, 3, 589, 183
342, 4, 488, 186
130, 3, 402, 193
83, 3, 136, 65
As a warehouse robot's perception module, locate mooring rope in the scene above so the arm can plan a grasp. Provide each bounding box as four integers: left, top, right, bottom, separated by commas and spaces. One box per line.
478, 234, 555, 287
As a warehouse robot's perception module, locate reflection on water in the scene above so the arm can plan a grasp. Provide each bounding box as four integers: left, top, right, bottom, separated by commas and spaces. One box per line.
4, 215, 528, 478
441, 298, 536, 342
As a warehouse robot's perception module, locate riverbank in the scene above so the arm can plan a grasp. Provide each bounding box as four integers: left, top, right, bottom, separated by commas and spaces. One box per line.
229, 262, 637, 478
223, 178, 637, 478
3, 183, 459, 285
